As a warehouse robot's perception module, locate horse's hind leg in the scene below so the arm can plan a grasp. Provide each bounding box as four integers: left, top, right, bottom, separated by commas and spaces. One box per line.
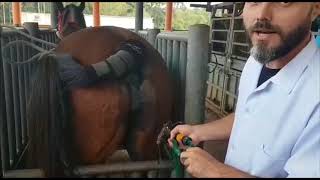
124, 78, 158, 161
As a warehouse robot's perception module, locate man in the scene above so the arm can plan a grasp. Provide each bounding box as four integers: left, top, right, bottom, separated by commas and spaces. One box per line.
168, 2, 320, 178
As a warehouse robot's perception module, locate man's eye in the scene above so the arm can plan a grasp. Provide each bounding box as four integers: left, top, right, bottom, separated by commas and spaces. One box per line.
279, 2, 292, 6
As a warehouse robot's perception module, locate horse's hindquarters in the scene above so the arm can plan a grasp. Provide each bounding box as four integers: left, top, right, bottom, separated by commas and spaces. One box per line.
70, 82, 130, 164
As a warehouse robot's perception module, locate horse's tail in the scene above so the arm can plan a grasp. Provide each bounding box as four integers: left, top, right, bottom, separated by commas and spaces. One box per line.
26, 52, 73, 177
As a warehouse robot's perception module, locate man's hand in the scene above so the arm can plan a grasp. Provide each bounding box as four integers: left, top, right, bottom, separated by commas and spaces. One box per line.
180, 147, 256, 178
180, 147, 223, 178
168, 124, 201, 148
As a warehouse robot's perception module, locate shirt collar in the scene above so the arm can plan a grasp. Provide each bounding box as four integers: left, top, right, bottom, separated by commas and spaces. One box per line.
252, 35, 318, 94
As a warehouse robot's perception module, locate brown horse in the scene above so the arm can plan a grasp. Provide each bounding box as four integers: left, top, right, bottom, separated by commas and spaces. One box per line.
25, 7, 175, 177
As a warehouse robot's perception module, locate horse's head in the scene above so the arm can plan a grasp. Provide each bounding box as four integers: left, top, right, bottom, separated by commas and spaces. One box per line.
55, 2, 86, 39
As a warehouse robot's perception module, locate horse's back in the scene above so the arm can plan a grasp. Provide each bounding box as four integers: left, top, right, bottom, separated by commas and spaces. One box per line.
55, 26, 174, 164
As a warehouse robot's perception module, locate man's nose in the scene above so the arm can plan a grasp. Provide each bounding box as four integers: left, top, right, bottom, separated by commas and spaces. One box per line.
255, 2, 273, 22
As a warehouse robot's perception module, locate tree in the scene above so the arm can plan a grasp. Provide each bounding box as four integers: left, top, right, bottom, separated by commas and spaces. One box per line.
144, 2, 166, 29
100, 2, 135, 16
0, 2, 12, 24
173, 7, 210, 30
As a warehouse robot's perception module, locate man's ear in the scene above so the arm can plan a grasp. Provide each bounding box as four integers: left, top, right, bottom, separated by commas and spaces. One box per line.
311, 3, 320, 22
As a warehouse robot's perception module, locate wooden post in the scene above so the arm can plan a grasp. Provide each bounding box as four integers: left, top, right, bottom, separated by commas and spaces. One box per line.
12, 2, 21, 26
93, 2, 100, 27
165, 2, 173, 32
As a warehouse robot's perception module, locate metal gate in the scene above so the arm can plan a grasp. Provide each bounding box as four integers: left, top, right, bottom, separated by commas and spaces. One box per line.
0, 26, 58, 177
205, 2, 248, 117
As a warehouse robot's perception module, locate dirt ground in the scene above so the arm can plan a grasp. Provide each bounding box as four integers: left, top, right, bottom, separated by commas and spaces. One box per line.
203, 109, 229, 163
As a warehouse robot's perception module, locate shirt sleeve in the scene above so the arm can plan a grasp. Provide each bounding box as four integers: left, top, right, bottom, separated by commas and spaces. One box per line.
284, 104, 320, 177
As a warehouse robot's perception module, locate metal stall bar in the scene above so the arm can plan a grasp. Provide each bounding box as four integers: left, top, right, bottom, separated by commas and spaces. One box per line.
146, 29, 160, 47
154, 32, 188, 122
166, 39, 173, 73
74, 160, 173, 176
16, 34, 26, 147
171, 40, 180, 121
12, 34, 22, 156
0, 27, 10, 176
3, 160, 172, 178
178, 41, 187, 121
137, 30, 148, 40
2, 33, 16, 168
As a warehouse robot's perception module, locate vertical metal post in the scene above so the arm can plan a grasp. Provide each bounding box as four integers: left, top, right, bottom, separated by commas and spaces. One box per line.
50, 2, 58, 29
161, 39, 167, 61
146, 29, 160, 47
135, 2, 143, 32
0, 25, 10, 175
166, 40, 173, 71
10, 35, 21, 156
179, 42, 187, 121
3, 36, 16, 168
93, 2, 100, 27
172, 40, 180, 121
165, 2, 173, 32
12, 2, 21, 27
185, 24, 209, 125
184, 23, 209, 178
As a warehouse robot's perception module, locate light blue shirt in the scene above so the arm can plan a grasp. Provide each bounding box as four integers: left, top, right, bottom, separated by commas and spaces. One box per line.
224, 36, 320, 178
316, 35, 320, 47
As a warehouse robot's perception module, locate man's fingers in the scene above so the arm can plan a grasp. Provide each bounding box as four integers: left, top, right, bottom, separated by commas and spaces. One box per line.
180, 151, 190, 165
186, 146, 200, 152
181, 157, 190, 167
169, 126, 180, 141
167, 139, 173, 147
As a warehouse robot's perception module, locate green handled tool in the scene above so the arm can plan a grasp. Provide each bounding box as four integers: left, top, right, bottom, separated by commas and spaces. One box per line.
156, 122, 195, 178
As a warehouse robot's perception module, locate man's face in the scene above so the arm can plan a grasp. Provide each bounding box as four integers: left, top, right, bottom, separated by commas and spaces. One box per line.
242, 3, 318, 64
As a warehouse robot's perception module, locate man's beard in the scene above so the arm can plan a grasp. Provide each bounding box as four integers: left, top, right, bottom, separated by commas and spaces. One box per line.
246, 20, 311, 65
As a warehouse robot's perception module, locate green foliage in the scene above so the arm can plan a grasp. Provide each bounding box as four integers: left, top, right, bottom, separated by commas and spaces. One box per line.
83, 2, 93, 15
144, 2, 166, 29
21, 2, 51, 13
100, 2, 135, 16
0, 2, 12, 24
173, 8, 210, 30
